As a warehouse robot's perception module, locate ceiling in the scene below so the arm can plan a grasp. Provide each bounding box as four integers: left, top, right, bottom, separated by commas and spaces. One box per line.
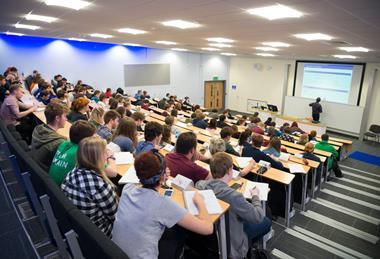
1, 0, 380, 62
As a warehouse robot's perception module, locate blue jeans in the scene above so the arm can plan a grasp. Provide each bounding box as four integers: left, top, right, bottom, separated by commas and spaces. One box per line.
243, 217, 272, 243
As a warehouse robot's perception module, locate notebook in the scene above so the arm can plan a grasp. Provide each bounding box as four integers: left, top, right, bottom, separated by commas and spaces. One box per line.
184, 190, 222, 215
236, 157, 252, 168
118, 166, 139, 184
114, 152, 134, 165
279, 152, 290, 161
176, 122, 187, 128
243, 181, 269, 201
288, 163, 306, 174
163, 144, 175, 152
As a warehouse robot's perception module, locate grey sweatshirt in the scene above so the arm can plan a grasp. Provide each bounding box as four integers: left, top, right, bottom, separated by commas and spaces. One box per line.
196, 179, 265, 259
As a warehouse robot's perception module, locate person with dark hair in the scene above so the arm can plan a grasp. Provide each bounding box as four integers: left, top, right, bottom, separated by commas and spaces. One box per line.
131, 111, 145, 132
279, 122, 290, 133
206, 118, 218, 134
112, 150, 213, 258
165, 116, 181, 138
308, 130, 317, 141
67, 97, 90, 122
242, 134, 285, 170
38, 89, 56, 105
134, 90, 142, 100
51, 74, 62, 89
108, 97, 119, 110
135, 121, 163, 155
196, 152, 271, 259
280, 127, 295, 143
116, 106, 126, 118
166, 132, 211, 183
162, 103, 173, 117
98, 93, 107, 109
238, 129, 252, 149
309, 97, 322, 123
264, 117, 272, 126
31, 102, 69, 172
220, 126, 240, 156
49, 120, 96, 185
223, 109, 233, 119
161, 124, 172, 146
142, 90, 150, 99
135, 94, 145, 106
208, 108, 219, 120
91, 90, 101, 103
170, 108, 178, 117
216, 114, 229, 128
289, 121, 305, 134
252, 122, 265, 135
116, 87, 124, 96
263, 137, 282, 157
112, 118, 138, 153
96, 110, 120, 142
315, 134, 340, 174
192, 112, 208, 129
105, 88, 112, 98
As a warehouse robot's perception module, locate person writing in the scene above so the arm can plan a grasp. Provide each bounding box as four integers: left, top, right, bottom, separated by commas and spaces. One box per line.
309, 97, 322, 123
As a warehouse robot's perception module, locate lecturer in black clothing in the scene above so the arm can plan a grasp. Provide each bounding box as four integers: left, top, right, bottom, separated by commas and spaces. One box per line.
309, 97, 322, 123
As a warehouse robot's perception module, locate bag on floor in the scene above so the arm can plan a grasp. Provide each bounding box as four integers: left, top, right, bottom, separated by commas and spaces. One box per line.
249, 248, 271, 259
332, 158, 343, 178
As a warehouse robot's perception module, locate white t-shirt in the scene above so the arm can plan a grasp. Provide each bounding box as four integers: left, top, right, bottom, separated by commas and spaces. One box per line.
112, 184, 186, 259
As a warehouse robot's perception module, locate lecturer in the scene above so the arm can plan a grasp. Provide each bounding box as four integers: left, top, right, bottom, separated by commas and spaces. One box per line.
309, 97, 322, 123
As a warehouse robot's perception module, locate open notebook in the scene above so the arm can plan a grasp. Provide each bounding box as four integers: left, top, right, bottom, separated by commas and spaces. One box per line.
183, 190, 222, 215
118, 166, 139, 184
114, 152, 134, 165
288, 163, 306, 174
243, 181, 269, 201
236, 157, 253, 168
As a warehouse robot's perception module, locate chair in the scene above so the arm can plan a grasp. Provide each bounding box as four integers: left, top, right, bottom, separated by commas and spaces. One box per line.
364, 124, 380, 142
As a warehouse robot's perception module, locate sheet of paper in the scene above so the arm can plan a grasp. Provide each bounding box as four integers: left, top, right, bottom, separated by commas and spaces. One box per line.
118, 166, 139, 184
288, 163, 306, 174
163, 144, 175, 152
279, 152, 290, 161
230, 140, 238, 147
243, 181, 269, 201
236, 157, 252, 168
176, 122, 187, 128
232, 169, 240, 179
107, 142, 121, 154
294, 153, 303, 159
183, 190, 222, 215
114, 152, 134, 165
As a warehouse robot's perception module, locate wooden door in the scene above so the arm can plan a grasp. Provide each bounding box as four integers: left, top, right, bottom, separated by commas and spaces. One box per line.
204, 80, 225, 110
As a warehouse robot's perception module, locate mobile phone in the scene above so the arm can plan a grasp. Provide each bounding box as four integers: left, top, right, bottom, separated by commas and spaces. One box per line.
257, 166, 268, 174
230, 183, 242, 190
164, 189, 173, 197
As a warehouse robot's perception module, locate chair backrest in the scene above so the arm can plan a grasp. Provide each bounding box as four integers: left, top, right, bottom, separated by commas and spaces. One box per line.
369, 124, 380, 134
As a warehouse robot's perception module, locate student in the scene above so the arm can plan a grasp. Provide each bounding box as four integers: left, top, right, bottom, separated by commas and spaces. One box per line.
289, 121, 305, 134
247, 117, 261, 131
96, 110, 120, 142
196, 152, 271, 258
216, 114, 228, 128
112, 150, 213, 258
67, 97, 90, 122
220, 126, 240, 156
231, 125, 240, 139
309, 97, 322, 123
252, 122, 265, 135
237, 117, 246, 126
62, 136, 118, 237
280, 127, 295, 143
142, 90, 150, 99
164, 116, 181, 138
56, 89, 71, 108
49, 120, 96, 185
0, 75, 9, 103
170, 108, 178, 117
38, 89, 56, 105
297, 133, 309, 145
108, 97, 119, 110
208, 109, 219, 120
116, 106, 126, 118
315, 134, 341, 177
105, 88, 112, 98
135, 121, 163, 155
88, 107, 105, 129
308, 130, 317, 142
98, 93, 108, 109
134, 90, 142, 100
91, 90, 101, 103
223, 109, 234, 119
131, 111, 145, 132
263, 137, 282, 158
31, 102, 69, 172
161, 124, 172, 146
206, 118, 218, 134
192, 112, 208, 129
279, 122, 290, 133
166, 132, 211, 183
238, 129, 252, 150
264, 117, 272, 127
112, 118, 138, 153
157, 97, 167, 109
204, 138, 226, 159
242, 134, 285, 170
162, 104, 172, 117
302, 142, 321, 163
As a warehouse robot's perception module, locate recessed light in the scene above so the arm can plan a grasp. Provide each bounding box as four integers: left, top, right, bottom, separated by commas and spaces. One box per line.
256, 53, 275, 57
123, 43, 142, 47
209, 43, 232, 48
89, 33, 113, 39
207, 37, 234, 43
262, 42, 290, 47
5, 31, 24, 36
247, 4, 303, 20
333, 55, 357, 59
201, 47, 221, 51
294, 33, 332, 41
162, 20, 201, 29
25, 13, 58, 23
155, 41, 177, 45
68, 37, 86, 41
221, 53, 236, 56
117, 28, 147, 35
45, 0, 91, 10
338, 47, 369, 52
171, 48, 188, 51
14, 23, 40, 30
255, 47, 279, 51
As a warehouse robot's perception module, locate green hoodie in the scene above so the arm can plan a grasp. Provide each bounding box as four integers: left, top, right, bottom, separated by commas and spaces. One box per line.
315, 141, 338, 170
49, 141, 78, 185
31, 124, 66, 172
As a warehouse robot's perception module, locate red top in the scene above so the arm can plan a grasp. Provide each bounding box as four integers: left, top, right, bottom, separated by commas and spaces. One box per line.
165, 153, 209, 183
252, 126, 264, 135
105, 91, 112, 98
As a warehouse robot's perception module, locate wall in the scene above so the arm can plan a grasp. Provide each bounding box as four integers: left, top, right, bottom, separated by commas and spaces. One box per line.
0, 34, 229, 105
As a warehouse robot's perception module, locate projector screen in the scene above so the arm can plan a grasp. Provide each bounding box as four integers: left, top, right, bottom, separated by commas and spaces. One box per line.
293, 61, 365, 105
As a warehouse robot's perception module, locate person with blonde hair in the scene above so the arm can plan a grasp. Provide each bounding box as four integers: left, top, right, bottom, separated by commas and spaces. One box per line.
67, 97, 90, 122
89, 107, 105, 129
297, 133, 309, 145
61, 136, 118, 237
112, 118, 138, 153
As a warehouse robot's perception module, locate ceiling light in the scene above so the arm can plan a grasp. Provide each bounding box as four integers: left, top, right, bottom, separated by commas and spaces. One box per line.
255, 47, 279, 51
171, 48, 188, 51
262, 42, 290, 47
25, 13, 58, 23
333, 55, 357, 59
5, 31, 24, 36
14, 23, 40, 30
247, 4, 303, 20
256, 53, 275, 57
68, 37, 86, 41
117, 28, 147, 35
207, 37, 234, 43
209, 43, 232, 48
89, 33, 113, 39
338, 46, 369, 52
155, 41, 177, 45
123, 43, 142, 47
294, 33, 332, 41
162, 20, 201, 29
201, 47, 220, 51
45, 0, 91, 10
221, 53, 236, 56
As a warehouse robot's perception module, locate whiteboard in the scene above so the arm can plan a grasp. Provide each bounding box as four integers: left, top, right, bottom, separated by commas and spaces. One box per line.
283, 96, 364, 134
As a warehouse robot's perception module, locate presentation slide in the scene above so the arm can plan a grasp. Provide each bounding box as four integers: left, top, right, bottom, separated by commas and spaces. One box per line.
294, 61, 364, 105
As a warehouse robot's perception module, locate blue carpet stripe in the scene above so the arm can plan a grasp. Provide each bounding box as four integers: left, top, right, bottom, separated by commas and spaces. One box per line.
349, 151, 380, 167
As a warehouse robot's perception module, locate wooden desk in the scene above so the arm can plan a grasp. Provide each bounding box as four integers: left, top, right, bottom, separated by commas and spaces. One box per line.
275, 115, 327, 136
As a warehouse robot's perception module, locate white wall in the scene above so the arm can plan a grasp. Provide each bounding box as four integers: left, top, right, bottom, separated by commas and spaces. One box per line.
0, 34, 229, 105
